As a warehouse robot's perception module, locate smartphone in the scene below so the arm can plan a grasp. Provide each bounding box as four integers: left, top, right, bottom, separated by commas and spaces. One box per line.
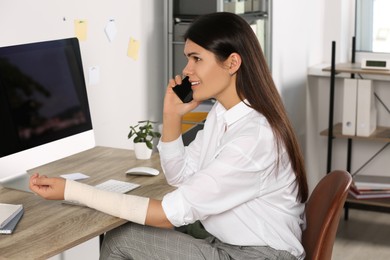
172, 76, 193, 103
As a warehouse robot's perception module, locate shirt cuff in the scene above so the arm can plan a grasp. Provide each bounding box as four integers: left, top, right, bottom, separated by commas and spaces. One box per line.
162, 191, 188, 227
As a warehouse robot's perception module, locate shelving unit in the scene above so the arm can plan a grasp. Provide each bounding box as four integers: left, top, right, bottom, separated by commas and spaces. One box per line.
168, 0, 272, 79
320, 123, 390, 143
322, 45, 390, 219
323, 62, 390, 76
320, 123, 390, 216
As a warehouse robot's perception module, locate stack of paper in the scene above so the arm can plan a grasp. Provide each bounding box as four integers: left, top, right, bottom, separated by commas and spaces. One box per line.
349, 175, 390, 199
0, 203, 24, 234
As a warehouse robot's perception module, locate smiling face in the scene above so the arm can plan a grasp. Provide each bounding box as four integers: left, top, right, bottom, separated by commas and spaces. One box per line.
182, 39, 241, 109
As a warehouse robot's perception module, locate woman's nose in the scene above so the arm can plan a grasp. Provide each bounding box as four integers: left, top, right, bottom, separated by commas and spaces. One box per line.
182, 62, 192, 77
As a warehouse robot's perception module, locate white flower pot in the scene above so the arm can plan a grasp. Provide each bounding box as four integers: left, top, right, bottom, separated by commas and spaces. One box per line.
134, 142, 152, 160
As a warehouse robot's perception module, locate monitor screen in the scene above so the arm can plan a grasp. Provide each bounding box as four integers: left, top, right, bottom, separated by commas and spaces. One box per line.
0, 38, 92, 158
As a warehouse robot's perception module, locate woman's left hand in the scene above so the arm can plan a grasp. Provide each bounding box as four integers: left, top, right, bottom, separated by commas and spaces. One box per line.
29, 173, 66, 200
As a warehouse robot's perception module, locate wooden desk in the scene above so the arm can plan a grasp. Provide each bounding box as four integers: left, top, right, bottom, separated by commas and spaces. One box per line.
0, 146, 174, 259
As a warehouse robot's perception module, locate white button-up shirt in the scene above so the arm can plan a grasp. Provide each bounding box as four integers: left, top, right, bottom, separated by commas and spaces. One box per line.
158, 101, 305, 259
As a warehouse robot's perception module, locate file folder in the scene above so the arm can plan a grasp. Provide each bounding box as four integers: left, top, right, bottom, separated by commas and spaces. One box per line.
342, 78, 358, 136
356, 79, 377, 137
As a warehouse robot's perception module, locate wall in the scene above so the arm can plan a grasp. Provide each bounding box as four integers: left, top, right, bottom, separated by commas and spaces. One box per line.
272, 0, 324, 153
272, 0, 322, 190
0, 0, 165, 152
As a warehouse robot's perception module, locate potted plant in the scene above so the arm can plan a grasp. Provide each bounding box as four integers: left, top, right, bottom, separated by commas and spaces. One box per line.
128, 120, 161, 159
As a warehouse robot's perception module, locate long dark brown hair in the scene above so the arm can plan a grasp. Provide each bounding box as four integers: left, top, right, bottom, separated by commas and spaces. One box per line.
184, 12, 308, 202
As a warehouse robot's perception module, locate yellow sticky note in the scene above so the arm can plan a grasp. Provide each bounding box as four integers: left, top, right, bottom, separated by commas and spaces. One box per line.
74, 20, 88, 41
127, 38, 140, 60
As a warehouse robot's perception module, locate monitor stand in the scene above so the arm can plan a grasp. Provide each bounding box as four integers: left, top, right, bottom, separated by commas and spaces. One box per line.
0, 172, 32, 193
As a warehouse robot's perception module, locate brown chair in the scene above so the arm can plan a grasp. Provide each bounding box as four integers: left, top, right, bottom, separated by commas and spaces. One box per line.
302, 170, 352, 260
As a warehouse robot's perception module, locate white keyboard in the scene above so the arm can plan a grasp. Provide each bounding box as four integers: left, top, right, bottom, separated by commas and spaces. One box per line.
63, 179, 140, 206
94, 179, 140, 193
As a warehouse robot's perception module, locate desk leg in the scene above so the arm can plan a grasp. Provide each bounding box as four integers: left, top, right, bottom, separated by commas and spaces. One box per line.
100, 234, 105, 248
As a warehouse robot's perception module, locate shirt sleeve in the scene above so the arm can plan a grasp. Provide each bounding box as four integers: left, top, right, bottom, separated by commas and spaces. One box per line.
157, 130, 204, 186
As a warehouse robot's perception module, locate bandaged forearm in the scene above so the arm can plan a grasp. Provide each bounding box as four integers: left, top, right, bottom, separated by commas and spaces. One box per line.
64, 180, 149, 225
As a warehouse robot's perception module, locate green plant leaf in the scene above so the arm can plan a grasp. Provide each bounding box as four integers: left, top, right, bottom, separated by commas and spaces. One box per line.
128, 120, 161, 148
146, 140, 153, 149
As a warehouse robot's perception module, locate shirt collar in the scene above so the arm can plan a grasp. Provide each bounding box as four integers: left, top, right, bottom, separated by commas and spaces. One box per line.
215, 100, 253, 127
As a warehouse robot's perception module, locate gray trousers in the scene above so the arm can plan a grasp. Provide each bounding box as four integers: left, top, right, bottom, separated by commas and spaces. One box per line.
100, 222, 297, 260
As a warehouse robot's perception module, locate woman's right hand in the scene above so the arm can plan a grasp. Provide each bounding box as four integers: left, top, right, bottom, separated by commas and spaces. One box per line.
161, 75, 200, 142
163, 75, 200, 117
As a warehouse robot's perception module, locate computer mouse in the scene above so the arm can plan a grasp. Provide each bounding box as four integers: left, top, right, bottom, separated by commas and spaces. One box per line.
125, 166, 159, 176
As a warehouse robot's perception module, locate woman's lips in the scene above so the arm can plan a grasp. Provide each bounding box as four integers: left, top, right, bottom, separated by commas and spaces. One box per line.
191, 81, 200, 88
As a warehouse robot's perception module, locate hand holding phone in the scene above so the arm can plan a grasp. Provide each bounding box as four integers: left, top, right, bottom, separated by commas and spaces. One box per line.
172, 76, 193, 103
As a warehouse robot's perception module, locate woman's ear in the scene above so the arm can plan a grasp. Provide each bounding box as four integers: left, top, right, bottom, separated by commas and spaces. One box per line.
227, 53, 242, 75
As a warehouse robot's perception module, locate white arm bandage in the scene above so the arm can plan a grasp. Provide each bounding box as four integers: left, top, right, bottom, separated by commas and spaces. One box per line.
64, 180, 149, 225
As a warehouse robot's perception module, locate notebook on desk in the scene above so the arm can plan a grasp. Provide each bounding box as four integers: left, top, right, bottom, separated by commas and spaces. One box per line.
0, 172, 32, 193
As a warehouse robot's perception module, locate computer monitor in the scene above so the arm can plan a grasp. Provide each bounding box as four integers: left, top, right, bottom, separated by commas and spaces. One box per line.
0, 37, 95, 190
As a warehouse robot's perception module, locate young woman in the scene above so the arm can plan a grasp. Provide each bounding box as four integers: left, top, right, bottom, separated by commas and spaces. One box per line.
30, 12, 308, 260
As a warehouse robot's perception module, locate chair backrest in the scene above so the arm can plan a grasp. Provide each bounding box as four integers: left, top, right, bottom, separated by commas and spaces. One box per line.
302, 170, 352, 260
